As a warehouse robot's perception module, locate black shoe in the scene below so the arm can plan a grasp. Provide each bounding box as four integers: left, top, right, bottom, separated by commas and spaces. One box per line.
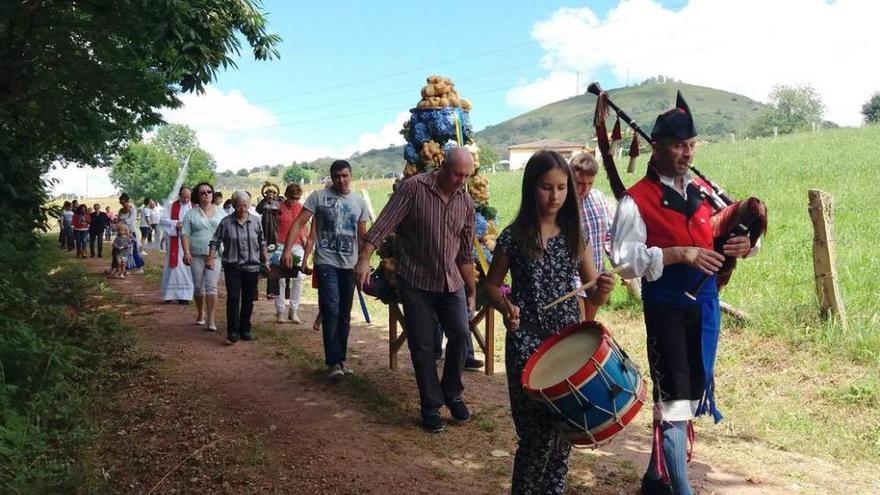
421, 413, 444, 433
226, 334, 239, 344
444, 397, 471, 421
640, 476, 673, 495
464, 358, 484, 371
177, 299, 190, 305
240, 334, 255, 341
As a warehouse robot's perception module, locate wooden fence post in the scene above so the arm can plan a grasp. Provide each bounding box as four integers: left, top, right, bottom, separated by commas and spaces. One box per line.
807, 189, 847, 327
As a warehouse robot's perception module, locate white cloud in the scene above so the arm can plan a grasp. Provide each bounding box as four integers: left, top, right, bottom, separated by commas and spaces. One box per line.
505, 71, 581, 110
48, 165, 117, 198
510, 0, 880, 125
49, 89, 414, 196
162, 87, 338, 170
343, 111, 410, 156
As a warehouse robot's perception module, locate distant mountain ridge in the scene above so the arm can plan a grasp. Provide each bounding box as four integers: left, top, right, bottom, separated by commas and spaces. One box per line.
305, 82, 766, 177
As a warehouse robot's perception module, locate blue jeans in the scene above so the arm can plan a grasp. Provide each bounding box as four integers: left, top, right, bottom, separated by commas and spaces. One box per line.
316, 265, 355, 366
74, 230, 88, 252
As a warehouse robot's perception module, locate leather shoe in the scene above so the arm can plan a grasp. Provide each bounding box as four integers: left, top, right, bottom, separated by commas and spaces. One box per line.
421, 412, 444, 433
444, 397, 471, 421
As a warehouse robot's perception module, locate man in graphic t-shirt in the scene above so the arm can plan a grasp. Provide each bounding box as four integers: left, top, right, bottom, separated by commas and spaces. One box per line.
282, 160, 370, 380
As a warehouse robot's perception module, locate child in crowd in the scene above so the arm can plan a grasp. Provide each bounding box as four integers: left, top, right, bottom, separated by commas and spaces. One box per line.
484, 150, 615, 495
112, 224, 133, 278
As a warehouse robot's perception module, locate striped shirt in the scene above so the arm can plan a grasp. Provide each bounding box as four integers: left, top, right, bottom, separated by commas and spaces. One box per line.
581, 189, 612, 271
209, 213, 267, 272
364, 171, 475, 292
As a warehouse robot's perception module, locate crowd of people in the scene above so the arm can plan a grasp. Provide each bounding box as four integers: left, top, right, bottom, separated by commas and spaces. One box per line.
58, 96, 757, 495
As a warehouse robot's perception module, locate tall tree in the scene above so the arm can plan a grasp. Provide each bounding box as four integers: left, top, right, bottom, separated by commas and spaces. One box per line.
0, 1, 280, 242
152, 124, 200, 162
862, 92, 880, 124
748, 85, 826, 137
110, 142, 216, 206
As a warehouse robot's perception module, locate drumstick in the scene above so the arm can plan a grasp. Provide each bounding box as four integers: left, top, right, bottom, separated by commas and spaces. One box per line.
542, 264, 629, 311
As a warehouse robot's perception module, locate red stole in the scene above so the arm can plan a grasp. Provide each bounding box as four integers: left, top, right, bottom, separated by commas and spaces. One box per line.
169, 201, 181, 268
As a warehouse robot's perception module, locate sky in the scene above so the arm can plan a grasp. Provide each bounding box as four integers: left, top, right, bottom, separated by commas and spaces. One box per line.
51, 0, 880, 197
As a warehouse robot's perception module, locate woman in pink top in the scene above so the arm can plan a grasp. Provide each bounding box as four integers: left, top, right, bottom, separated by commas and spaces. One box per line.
71, 204, 91, 258
274, 183, 310, 323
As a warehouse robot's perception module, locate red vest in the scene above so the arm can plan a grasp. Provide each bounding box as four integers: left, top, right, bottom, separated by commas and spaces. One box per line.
627, 171, 714, 250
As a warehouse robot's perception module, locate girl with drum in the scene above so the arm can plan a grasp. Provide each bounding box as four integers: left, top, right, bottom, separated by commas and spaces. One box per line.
484, 150, 616, 495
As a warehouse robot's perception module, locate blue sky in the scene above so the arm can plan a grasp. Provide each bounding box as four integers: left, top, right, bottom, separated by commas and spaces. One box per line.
52, 0, 879, 196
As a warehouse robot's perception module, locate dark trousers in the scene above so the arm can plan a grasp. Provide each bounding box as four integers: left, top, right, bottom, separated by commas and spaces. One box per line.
267, 278, 280, 297
140, 226, 153, 244
434, 322, 477, 361
223, 264, 259, 338
89, 232, 103, 257
316, 264, 355, 366
397, 278, 469, 414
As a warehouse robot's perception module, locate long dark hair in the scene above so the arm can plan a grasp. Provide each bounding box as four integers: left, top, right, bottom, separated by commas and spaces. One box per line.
509, 150, 584, 261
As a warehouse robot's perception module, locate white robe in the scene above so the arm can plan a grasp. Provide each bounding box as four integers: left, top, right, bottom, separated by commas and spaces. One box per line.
160, 201, 194, 301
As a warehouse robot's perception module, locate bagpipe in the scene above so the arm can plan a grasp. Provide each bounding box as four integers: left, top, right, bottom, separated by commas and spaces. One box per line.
587, 82, 767, 296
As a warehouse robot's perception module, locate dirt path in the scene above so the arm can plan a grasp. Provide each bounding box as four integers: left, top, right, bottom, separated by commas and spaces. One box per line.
84, 251, 877, 494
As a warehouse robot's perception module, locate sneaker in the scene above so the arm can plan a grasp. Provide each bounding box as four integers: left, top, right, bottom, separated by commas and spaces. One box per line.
226, 334, 239, 345
289, 309, 302, 324
275, 311, 284, 323
328, 364, 344, 381
340, 361, 354, 375
240, 334, 255, 341
444, 397, 471, 421
464, 358, 484, 371
421, 412, 444, 433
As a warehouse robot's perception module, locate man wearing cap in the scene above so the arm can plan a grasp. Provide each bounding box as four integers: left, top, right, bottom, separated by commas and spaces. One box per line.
609, 92, 753, 495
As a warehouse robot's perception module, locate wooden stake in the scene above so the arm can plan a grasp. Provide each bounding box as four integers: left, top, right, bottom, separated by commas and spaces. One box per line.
808, 189, 847, 328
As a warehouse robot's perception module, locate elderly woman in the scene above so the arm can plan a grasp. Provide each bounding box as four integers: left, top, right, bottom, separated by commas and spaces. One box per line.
208, 191, 269, 344
182, 182, 225, 331
273, 183, 310, 323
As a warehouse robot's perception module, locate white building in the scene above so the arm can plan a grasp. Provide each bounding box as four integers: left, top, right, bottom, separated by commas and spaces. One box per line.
507, 139, 592, 171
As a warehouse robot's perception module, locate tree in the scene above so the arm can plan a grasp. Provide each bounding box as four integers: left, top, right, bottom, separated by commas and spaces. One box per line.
109, 142, 216, 205
152, 124, 200, 162
0, 1, 280, 241
237, 168, 250, 177
221, 170, 235, 178
480, 147, 500, 170
862, 92, 880, 124
747, 85, 825, 137
283, 165, 311, 185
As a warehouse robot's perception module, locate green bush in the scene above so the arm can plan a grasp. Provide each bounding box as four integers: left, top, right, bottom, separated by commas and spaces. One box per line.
0, 235, 130, 493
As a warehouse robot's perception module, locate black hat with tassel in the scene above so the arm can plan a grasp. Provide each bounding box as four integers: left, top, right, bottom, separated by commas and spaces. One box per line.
650, 91, 697, 141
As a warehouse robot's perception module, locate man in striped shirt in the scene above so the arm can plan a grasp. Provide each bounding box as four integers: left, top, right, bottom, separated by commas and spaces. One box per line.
355, 148, 477, 433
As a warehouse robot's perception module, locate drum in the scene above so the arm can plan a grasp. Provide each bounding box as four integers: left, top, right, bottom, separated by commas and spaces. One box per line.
522, 321, 646, 446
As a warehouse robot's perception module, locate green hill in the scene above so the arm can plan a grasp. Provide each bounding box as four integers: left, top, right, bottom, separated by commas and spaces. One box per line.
305, 82, 767, 178
477, 81, 766, 159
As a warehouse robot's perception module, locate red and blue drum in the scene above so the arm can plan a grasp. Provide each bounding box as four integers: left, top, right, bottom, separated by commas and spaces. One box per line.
522, 321, 646, 446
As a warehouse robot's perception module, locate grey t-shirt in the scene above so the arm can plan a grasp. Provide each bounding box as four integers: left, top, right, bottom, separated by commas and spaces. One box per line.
303, 187, 370, 269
